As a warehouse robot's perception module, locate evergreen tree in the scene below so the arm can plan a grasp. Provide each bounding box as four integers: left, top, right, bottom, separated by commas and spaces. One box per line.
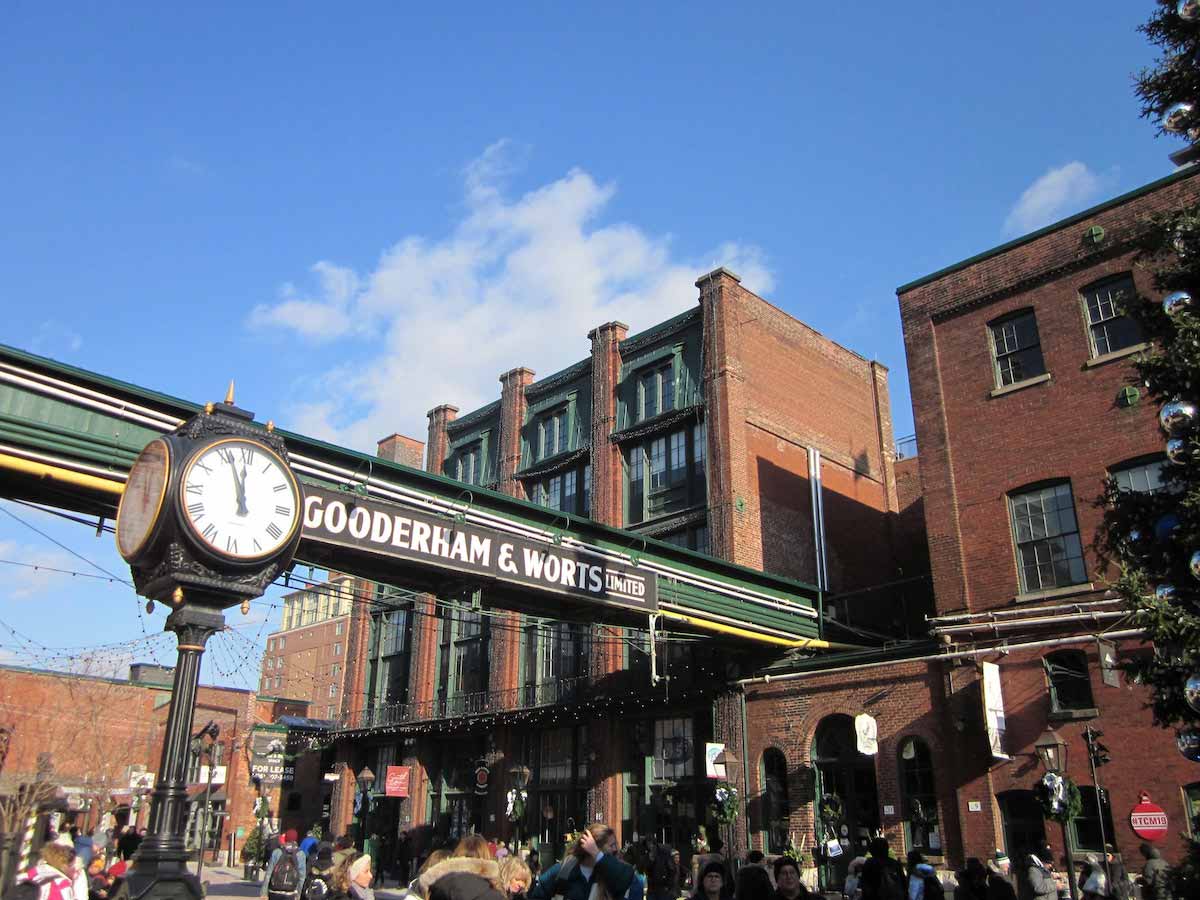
1104, 2, 1200, 893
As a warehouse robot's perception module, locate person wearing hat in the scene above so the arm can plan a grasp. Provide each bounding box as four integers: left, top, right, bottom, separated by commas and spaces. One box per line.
984, 852, 1015, 900
771, 856, 808, 900
843, 857, 866, 900
954, 859, 987, 900
1103, 846, 1128, 900
692, 861, 731, 900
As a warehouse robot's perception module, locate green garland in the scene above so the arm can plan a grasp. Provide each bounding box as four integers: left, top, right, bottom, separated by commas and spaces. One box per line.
710, 781, 739, 824
1033, 772, 1082, 824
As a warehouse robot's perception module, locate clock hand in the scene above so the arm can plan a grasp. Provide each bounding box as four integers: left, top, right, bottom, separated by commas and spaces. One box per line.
228, 457, 249, 517
237, 463, 250, 516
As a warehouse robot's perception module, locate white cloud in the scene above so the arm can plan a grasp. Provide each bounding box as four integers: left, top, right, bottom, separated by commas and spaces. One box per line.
0, 540, 82, 600
252, 142, 774, 450
1003, 162, 1111, 236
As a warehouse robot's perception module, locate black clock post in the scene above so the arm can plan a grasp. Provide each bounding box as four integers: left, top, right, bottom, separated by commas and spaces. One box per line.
114, 389, 304, 900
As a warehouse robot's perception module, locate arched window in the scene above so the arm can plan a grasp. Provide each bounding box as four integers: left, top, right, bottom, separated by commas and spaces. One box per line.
898, 737, 939, 853
760, 748, 790, 854
1043, 650, 1095, 714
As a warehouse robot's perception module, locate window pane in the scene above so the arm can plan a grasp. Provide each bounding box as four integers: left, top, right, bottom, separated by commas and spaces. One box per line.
1083, 276, 1142, 358
1011, 483, 1086, 592
548, 475, 561, 510
649, 438, 667, 490
670, 431, 687, 485
1113, 459, 1172, 495
1046, 651, 1094, 711
563, 470, 577, 513
991, 312, 1046, 387
661, 366, 674, 413
627, 449, 644, 524
583, 465, 591, 517
642, 372, 658, 420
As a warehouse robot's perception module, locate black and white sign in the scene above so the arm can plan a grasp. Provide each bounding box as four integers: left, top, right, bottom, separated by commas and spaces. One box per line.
302, 485, 657, 612
250, 733, 293, 785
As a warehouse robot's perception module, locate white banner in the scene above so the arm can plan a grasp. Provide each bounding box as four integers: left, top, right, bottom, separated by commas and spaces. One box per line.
705, 742, 726, 779
855, 713, 878, 755
982, 661, 1010, 761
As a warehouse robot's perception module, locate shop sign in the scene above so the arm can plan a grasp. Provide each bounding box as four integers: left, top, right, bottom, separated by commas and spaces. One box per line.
302, 485, 657, 613
705, 742, 726, 779
129, 771, 155, 791
1130, 791, 1168, 842
474, 765, 490, 795
385, 766, 411, 798
250, 733, 293, 784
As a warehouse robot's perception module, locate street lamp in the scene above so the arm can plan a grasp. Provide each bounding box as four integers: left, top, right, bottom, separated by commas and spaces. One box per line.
1034, 729, 1067, 774
1034, 728, 1077, 900
508, 764, 531, 843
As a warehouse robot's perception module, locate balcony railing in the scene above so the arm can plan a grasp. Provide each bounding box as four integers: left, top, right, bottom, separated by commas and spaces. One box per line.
895, 434, 918, 460
337, 674, 592, 732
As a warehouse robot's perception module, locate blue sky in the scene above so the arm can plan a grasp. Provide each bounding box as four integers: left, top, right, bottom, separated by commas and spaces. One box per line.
0, 1, 1181, 686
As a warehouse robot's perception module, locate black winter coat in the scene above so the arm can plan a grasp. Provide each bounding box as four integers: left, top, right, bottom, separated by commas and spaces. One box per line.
420, 858, 507, 900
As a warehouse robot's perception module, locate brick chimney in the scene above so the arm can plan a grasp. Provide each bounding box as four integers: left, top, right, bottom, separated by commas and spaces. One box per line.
376, 433, 426, 470
497, 367, 536, 498
425, 405, 458, 475
587, 321, 628, 526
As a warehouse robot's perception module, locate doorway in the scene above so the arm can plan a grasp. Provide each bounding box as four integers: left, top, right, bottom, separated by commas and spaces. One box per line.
998, 790, 1046, 863
811, 715, 880, 891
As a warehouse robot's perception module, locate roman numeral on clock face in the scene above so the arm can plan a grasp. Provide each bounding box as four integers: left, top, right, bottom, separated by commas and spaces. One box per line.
187, 502, 204, 517
275, 505, 291, 516
202, 523, 217, 541
239, 447, 255, 465
186, 484, 203, 495
266, 522, 282, 540
226, 536, 238, 554
273, 483, 288, 493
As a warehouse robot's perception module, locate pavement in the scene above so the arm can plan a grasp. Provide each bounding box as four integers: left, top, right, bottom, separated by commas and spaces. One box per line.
200, 866, 411, 900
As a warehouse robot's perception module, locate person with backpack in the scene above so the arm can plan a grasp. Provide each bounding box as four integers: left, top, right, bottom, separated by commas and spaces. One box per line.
303, 843, 336, 900
262, 829, 308, 900
861, 837, 906, 900
645, 838, 679, 900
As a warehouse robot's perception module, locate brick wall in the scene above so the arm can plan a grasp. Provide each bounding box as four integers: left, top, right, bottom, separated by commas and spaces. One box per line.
900, 168, 1200, 616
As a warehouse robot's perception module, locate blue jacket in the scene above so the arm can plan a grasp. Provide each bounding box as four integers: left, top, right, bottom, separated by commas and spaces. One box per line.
530, 854, 642, 900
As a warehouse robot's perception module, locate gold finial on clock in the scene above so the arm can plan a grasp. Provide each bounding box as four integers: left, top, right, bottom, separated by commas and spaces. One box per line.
265, 420, 275, 433
172, 586, 184, 606
204, 402, 214, 415
225, 380, 236, 405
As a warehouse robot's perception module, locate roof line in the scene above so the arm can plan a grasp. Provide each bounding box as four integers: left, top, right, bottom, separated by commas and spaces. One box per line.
896, 165, 1200, 295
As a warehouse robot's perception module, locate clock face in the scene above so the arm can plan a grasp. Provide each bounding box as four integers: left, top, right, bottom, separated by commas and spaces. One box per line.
180, 438, 301, 561
116, 439, 171, 561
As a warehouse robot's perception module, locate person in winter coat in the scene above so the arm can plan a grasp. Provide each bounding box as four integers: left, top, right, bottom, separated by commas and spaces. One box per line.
1079, 854, 1106, 900
734, 865, 773, 900
984, 854, 1016, 900
18, 839, 79, 900
691, 861, 732, 900
1019, 851, 1056, 900
419, 835, 506, 900
954, 859, 988, 900
498, 855, 533, 900
1138, 844, 1172, 900
528, 825, 641, 900
861, 837, 905, 900
1103, 846, 1128, 900
262, 829, 308, 900
771, 857, 808, 900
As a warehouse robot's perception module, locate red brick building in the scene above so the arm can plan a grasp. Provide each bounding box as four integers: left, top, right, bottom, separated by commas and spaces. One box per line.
0, 662, 308, 868
887, 166, 1200, 877
318, 268, 925, 870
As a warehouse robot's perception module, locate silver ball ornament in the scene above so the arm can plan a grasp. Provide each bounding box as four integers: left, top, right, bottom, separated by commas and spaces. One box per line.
1180, 0, 1200, 22
1192, 550, 1200, 580
1168, 437, 1190, 464
1186, 674, 1200, 715
1165, 290, 1195, 317
1156, 513, 1182, 542
1156, 584, 1178, 602
1178, 726, 1200, 762
1164, 102, 1195, 134
1160, 398, 1198, 436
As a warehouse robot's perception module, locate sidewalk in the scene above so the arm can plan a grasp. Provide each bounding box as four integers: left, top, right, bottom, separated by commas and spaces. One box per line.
200, 866, 411, 900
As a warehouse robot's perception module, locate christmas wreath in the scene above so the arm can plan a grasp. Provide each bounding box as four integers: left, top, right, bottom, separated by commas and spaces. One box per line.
1033, 771, 1082, 823
819, 793, 845, 824
710, 781, 740, 824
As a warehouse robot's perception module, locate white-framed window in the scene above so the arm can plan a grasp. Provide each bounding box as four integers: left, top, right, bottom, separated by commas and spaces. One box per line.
332, 663, 340, 677
335, 620, 344, 636
1009, 482, 1086, 593
278, 636, 285, 650
334, 642, 342, 656
990, 310, 1046, 388
1111, 457, 1172, 495
1081, 274, 1142, 358
328, 683, 337, 697
267, 638, 275, 652
455, 442, 481, 485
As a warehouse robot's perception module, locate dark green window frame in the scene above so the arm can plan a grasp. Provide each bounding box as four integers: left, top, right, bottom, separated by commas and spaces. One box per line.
626, 424, 706, 525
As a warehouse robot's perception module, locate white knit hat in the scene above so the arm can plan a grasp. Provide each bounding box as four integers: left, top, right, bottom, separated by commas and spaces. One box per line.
349, 855, 372, 880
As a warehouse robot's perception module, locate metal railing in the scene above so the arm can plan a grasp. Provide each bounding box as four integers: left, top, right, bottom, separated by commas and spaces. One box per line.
337, 673, 593, 732
895, 434, 918, 459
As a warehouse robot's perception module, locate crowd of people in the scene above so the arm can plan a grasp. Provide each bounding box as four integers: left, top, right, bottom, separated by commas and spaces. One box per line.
8, 822, 1182, 900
